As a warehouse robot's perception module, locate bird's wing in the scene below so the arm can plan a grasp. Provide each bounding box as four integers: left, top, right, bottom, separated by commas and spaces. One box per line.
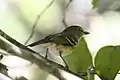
61, 29, 82, 46
49, 33, 73, 46
27, 35, 54, 47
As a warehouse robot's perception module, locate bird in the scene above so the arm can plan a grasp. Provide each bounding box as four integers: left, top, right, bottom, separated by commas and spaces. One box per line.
27, 25, 89, 47
27, 25, 89, 68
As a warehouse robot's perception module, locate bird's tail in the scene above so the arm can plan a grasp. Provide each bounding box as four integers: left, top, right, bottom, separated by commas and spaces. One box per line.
27, 39, 49, 47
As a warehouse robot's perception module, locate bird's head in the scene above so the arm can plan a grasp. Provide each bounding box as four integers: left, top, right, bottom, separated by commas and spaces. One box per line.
68, 25, 90, 35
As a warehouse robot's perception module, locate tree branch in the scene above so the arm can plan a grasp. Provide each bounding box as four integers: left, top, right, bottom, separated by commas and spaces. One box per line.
0, 29, 83, 80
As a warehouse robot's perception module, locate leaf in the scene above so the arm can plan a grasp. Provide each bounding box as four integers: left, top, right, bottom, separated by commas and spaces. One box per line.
92, 0, 100, 8
95, 46, 120, 80
64, 37, 93, 73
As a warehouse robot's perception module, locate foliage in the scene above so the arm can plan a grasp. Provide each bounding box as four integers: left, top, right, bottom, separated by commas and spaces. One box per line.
65, 38, 120, 80
64, 37, 93, 79
92, 0, 100, 8
95, 46, 120, 80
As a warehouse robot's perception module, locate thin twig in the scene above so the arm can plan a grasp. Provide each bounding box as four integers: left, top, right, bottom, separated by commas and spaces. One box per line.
62, 0, 73, 27
24, 0, 55, 45
45, 48, 49, 58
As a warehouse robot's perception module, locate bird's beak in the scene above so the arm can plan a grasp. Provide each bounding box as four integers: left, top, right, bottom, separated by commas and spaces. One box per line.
83, 31, 90, 35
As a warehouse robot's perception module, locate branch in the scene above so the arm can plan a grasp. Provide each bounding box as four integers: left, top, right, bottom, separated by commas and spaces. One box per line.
24, 0, 55, 45
62, 0, 73, 27
0, 29, 84, 80
8, 0, 55, 45
0, 62, 14, 80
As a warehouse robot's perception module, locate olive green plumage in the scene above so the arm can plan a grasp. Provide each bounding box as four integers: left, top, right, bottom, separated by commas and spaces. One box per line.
28, 25, 89, 48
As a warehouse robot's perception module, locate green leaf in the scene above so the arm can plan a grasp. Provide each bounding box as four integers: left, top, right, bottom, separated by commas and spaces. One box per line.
64, 37, 92, 73
95, 46, 120, 80
92, 0, 100, 8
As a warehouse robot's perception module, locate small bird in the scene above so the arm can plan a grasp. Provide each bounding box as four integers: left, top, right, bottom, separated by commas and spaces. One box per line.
28, 25, 89, 47
27, 25, 89, 68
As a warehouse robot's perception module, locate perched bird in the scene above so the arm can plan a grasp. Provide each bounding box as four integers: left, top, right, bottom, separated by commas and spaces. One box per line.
28, 25, 89, 47
27, 25, 89, 68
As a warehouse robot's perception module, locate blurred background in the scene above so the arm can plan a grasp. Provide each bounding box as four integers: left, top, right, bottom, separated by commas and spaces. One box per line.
0, 0, 120, 80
